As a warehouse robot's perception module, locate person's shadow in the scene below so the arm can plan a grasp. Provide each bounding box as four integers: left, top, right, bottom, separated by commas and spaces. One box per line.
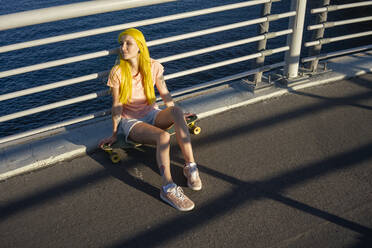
93, 143, 187, 204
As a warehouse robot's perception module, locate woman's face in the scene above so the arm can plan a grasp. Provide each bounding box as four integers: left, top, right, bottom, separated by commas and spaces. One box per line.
119, 35, 140, 60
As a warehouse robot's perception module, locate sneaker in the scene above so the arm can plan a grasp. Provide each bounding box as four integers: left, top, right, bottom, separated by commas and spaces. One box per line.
183, 163, 202, 191
160, 183, 195, 211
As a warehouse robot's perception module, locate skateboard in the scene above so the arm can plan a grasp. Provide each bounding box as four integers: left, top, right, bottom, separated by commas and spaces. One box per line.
101, 113, 201, 163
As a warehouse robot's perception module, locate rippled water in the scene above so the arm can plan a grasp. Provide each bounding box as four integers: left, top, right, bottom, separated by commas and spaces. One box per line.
0, 0, 370, 138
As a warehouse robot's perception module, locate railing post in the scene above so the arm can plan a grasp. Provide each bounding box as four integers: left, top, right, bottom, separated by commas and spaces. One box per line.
307, 0, 331, 72
284, 0, 307, 79
253, 1, 273, 84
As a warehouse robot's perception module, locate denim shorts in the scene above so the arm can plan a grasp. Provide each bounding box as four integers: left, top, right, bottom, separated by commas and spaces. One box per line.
119, 108, 162, 142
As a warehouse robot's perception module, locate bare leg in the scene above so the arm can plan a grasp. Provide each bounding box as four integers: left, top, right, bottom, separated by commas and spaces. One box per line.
155, 106, 195, 164
128, 122, 173, 185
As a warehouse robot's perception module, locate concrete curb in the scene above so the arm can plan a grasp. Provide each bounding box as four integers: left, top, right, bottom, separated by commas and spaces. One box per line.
1, 51, 371, 181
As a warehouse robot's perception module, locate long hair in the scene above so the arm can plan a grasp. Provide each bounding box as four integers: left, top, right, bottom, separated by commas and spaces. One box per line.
116, 28, 155, 105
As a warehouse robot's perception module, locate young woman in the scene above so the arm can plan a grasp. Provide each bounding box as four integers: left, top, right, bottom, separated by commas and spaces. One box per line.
99, 28, 202, 211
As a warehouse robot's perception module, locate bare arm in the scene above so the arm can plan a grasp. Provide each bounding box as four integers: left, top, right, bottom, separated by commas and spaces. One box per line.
111, 86, 122, 136
155, 74, 174, 107
99, 87, 122, 147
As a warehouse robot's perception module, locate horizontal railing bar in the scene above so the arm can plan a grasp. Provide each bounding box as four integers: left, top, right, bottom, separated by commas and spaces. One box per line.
305, 30, 372, 47
0, 62, 285, 144
0, 71, 109, 102
0, 49, 117, 79
170, 62, 285, 99
301, 44, 372, 63
308, 16, 372, 30
0, 110, 110, 145
0, 0, 176, 31
0, 90, 110, 123
311, 1, 372, 14
157, 29, 293, 63
148, 19, 265, 47
147, 11, 295, 47
0, 0, 276, 53
0, 12, 295, 79
164, 46, 289, 80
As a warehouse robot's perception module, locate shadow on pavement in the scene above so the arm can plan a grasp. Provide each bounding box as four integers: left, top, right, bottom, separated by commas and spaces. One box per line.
1, 75, 372, 247
106, 141, 372, 248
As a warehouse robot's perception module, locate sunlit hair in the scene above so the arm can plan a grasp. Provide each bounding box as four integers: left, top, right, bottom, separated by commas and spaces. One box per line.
114, 28, 155, 105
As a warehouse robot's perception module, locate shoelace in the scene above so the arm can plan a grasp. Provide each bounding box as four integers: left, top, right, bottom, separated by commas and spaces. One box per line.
171, 186, 185, 200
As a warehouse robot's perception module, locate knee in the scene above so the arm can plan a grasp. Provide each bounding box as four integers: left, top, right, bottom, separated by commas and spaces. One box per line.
158, 131, 170, 145
169, 106, 183, 120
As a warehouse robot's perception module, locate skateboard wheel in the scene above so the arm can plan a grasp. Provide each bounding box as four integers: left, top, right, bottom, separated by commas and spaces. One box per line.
110, 153, 121, 163
191, 126, 201, 135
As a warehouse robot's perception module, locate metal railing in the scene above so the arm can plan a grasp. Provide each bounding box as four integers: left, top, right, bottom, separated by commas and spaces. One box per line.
0, 0, 371, 144
305, 0, 372, 71
0, 0, 177, 31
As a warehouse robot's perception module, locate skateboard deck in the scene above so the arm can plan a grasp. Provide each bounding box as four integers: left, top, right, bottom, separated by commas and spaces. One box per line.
101, 113, 201, 163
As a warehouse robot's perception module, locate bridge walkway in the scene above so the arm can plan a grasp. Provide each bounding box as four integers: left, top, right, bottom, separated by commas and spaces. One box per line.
1, 73, 371, 247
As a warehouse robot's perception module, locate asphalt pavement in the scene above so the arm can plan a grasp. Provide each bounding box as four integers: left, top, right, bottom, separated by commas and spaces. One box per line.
1, 73, 372, 248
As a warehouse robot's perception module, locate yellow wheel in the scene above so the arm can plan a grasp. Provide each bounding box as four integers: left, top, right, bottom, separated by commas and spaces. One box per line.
110, 152, 121, 163
191, 126, 201, 135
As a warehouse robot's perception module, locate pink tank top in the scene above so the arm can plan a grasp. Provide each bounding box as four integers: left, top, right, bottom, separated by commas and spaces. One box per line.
107, 59, 164, 119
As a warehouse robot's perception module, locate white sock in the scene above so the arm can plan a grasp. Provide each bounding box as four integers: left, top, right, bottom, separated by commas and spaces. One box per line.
186, 162, 197, 168
162, 182, 176, 192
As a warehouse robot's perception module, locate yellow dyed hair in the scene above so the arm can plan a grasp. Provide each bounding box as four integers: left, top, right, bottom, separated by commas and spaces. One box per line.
116, 28, 155, 105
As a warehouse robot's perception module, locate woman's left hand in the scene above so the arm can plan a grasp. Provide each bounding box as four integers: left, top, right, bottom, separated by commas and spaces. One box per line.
99, 134, 117, 148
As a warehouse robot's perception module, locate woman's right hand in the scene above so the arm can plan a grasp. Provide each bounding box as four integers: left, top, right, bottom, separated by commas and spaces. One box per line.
99, 134, 117, 148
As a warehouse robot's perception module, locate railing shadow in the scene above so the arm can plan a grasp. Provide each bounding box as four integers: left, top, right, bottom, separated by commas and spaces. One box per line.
347, 72, 372, 90
1, 76, 372, 247
192, 82, 372, 150
280, 75, 372, 111
103, 75, 372, 247
106, 141, 372, 248
326, 58, 372, 80
0, 167, 110, 220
